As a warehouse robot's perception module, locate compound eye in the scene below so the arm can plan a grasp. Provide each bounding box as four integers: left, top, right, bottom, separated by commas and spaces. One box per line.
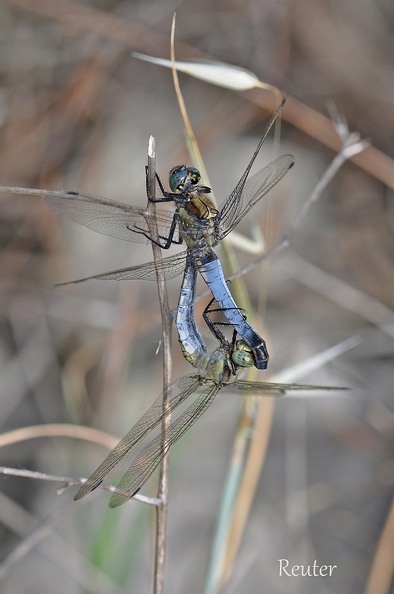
169, 165, 188, 192
232, 349, 254, 368
187, 167, 201, 184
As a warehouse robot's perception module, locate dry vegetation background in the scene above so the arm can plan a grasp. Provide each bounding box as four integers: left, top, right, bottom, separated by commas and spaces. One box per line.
0, 0, 393, 593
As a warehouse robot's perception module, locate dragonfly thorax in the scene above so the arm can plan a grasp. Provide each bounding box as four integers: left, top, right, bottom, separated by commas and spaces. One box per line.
186, 194, 219, 220
177, 200, 220, 252
197, 345, 238, 385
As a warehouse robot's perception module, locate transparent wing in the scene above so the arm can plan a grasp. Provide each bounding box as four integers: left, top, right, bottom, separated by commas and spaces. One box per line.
219, 154, 294, 238
109, 382, 219, 507
217, 98, 291, 238
73, 375, 201, 501
45, 190, 179, 244
56, 251, 187, 286
228, 381, 348, 393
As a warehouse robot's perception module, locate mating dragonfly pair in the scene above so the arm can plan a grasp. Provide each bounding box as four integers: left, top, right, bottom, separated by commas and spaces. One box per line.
42, 101, 340, 506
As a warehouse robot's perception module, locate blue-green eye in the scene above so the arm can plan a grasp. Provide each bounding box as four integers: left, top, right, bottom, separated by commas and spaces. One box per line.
169, 166, 201, 192
186, 167, 201, 184
169, 166, 187, 192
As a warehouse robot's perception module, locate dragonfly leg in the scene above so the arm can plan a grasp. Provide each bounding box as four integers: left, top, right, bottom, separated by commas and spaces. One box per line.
126, 213, 183, 249
144, 166, 179, 203
124, 223, 169, 248
203, 296, 247, 344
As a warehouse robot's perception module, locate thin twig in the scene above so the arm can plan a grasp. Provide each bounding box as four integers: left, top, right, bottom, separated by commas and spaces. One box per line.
0, 423, 119, 450
169, 14, 211, 190
145, 136, 173, 594
0, 466, 160, 506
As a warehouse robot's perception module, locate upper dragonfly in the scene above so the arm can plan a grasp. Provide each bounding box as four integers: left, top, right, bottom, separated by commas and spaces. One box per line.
74, 255, 342, 507
45, 99, 294, 369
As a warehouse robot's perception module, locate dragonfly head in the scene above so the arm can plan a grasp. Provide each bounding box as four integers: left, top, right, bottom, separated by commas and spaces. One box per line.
232, 341, 255, 368
169, 165, 201, 193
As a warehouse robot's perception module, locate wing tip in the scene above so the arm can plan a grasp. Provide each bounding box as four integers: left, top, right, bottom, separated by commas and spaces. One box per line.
73, 479, 103, 501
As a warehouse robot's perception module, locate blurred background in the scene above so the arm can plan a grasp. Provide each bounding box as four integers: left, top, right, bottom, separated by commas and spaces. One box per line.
0, 0, 393, 593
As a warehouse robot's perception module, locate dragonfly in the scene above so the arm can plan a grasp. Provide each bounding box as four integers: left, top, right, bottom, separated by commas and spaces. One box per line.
45, 99, 294, 369
74, 255, 345, 507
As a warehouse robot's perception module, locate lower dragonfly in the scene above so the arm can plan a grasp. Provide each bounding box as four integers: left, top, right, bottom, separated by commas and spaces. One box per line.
44, 99, 293, 369
74, 256, 344, 507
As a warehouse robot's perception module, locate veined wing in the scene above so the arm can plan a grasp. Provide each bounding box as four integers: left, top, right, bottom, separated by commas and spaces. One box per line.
228, 381, 348, 393
45, 190, 179, 244
109, 381, 220, 507
55, 251, 187, 286
74, 375, 202, 501
219, 154, 294, 239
